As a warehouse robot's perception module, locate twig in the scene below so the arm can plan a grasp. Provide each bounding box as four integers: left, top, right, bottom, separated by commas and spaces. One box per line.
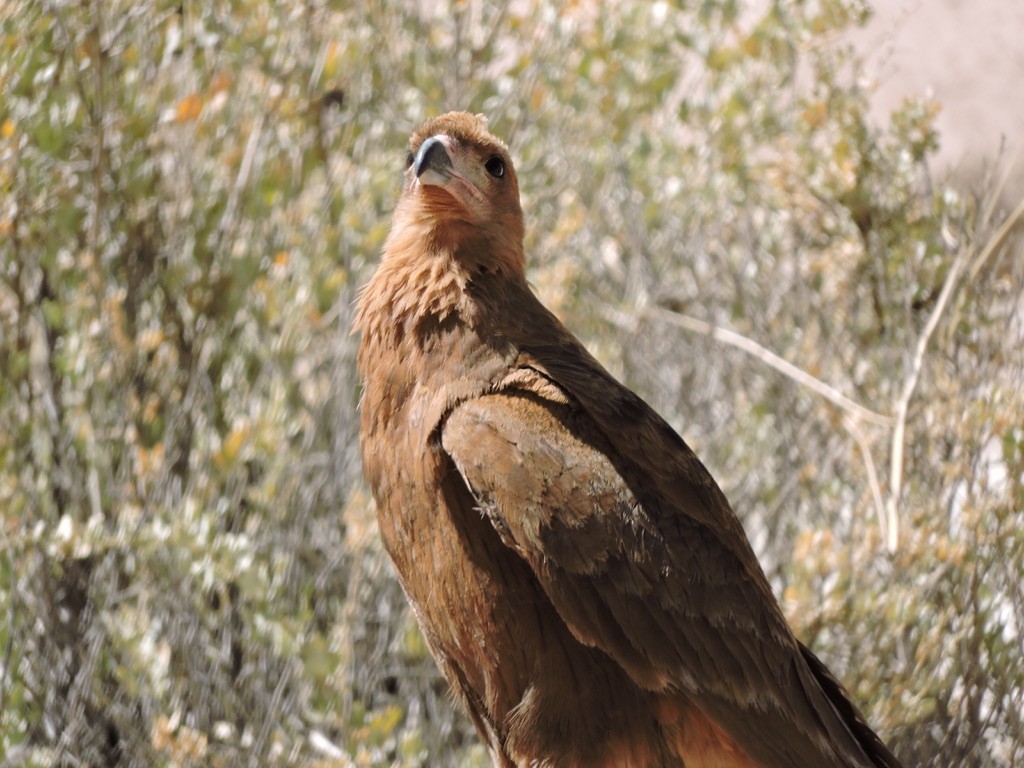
845, 416, 888, 541
975, 140, 1021, 257
970, 195, 1024, 281
887, 196, 1024, 552
651, 306, 893, 427
886, 247, 967, 552
249, 665, 291, 767
90, 0, 106, 259
0, 590, 16, 713
215, 113, 265, 254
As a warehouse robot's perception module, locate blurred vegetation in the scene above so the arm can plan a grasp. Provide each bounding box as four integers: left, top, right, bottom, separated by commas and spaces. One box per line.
1, 0, 1021, 766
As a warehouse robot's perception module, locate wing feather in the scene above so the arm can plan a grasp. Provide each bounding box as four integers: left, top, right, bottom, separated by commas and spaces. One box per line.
441, 387, 883, 768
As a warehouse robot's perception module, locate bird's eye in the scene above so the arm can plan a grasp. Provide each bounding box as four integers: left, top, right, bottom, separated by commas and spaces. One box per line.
484, 156, 505, 178
405, 152, 415, 169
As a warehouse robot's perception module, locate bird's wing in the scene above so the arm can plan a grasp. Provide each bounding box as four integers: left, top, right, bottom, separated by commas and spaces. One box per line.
440, 381, 889, 768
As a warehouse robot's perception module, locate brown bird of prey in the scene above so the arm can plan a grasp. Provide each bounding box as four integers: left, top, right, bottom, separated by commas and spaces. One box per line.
357, 112, 903, 768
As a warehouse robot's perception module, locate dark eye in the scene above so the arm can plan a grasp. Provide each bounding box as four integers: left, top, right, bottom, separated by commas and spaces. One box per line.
405, 152, 414, 169
484, 156, 505, 178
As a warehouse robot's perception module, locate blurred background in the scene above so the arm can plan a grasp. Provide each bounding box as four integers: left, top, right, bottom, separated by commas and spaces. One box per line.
1, 1, 1022, 766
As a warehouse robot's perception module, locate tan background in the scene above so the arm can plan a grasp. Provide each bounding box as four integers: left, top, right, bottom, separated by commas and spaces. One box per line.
850, 0, 1024, 203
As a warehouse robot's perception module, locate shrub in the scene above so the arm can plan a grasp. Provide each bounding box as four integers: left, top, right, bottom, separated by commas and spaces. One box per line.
1, 1, 1020, 765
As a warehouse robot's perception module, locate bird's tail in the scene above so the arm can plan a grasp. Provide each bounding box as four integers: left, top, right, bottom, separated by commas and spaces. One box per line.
798, 643, 904, 768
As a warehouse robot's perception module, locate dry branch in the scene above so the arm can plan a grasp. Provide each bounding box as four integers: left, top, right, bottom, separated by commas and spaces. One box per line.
652, 306, 893, 428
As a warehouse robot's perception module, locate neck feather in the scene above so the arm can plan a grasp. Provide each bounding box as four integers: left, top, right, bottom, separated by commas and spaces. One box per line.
355, 209, 525, 348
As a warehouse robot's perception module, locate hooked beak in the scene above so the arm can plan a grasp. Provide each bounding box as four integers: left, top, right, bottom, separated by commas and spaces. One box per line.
414, 135, 454, 187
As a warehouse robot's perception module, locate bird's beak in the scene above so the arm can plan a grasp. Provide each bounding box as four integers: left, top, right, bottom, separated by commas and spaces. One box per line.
414, 135, 455, 188
411, 134, 488, 216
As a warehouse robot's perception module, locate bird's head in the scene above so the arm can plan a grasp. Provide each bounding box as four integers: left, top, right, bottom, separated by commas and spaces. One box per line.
388, 112, 525, 278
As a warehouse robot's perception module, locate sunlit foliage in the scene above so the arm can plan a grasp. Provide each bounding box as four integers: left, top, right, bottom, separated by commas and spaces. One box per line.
0, 1, 1021, 766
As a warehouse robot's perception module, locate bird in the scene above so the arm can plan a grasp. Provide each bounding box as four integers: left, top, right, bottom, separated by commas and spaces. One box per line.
356, 111, 903, 768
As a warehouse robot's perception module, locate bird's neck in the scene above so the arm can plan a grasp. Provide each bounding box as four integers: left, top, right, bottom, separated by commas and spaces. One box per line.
356, 213, 525, 342
356, 241, 470, 346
